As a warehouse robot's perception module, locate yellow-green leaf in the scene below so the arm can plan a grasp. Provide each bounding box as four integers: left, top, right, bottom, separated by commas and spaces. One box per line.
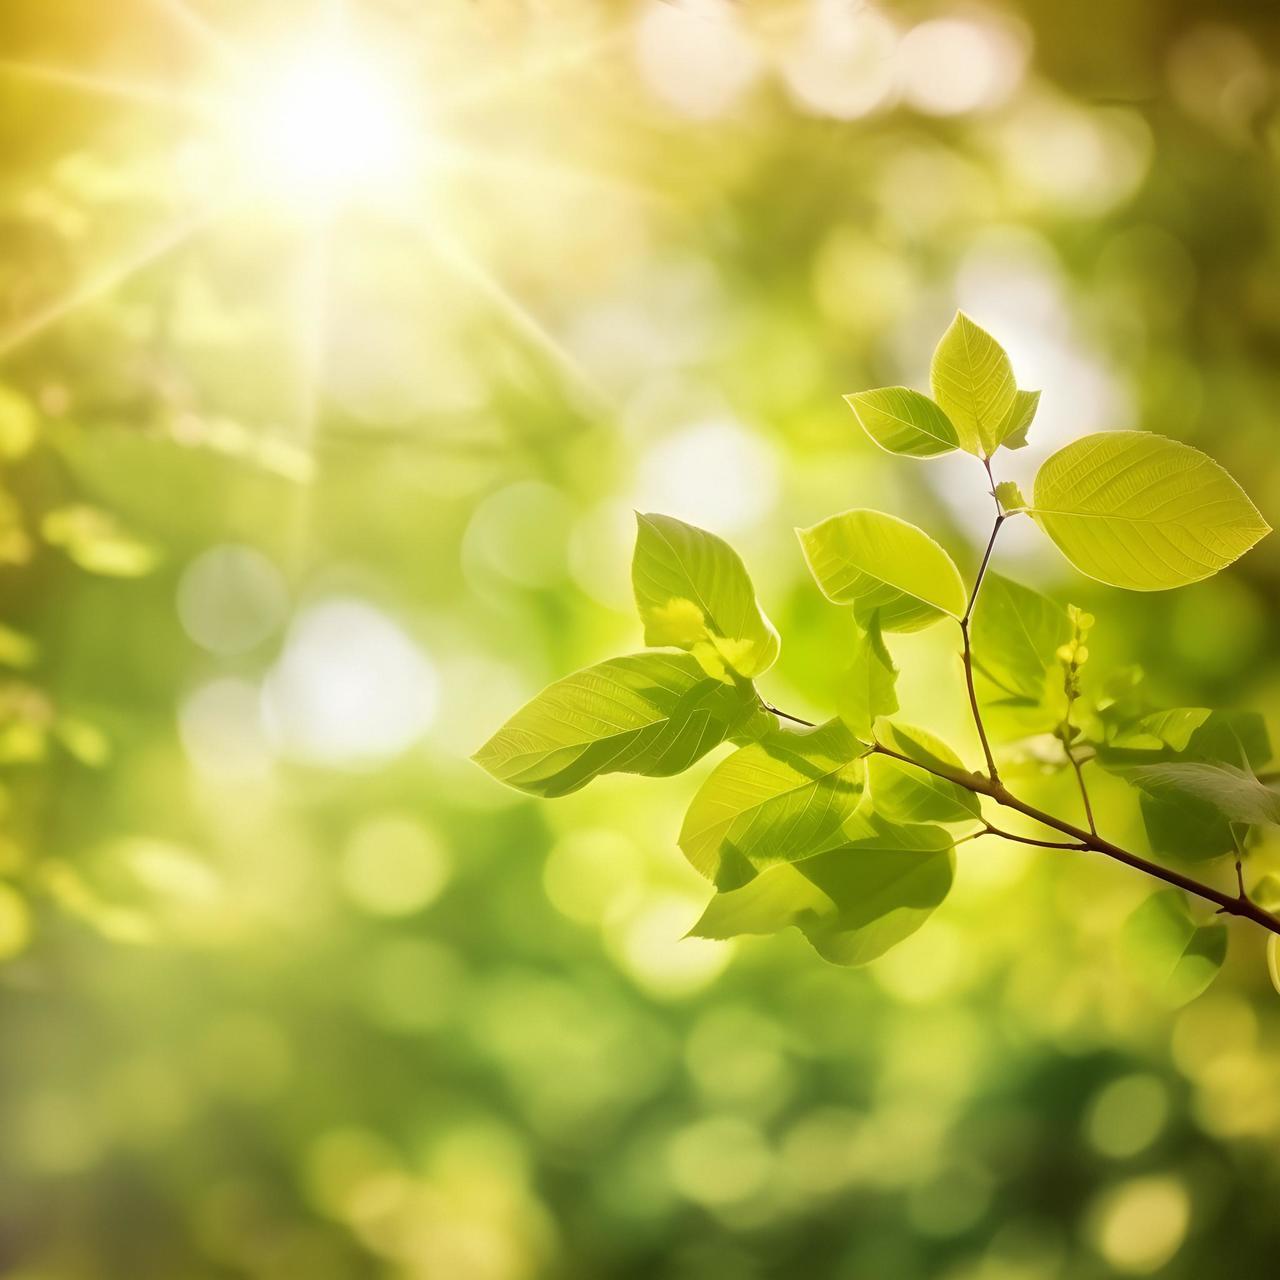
844, 387, 959, 458
1112, 708, 1212, 752
971, 573, 1069, 702
1251, 874, 1280, 911
929, 312, 1018, 456
836, 615, 898, 739
1121, 890, 1227, 1006
678, 718, 867, 886
689, 813, 954, 966
1032, 432, 1270, 591
797, 509, 966, 633
993, 389, 1041, 451
473, 652, 764, 798
869, 722, 981, 824
632, 512, 780, 680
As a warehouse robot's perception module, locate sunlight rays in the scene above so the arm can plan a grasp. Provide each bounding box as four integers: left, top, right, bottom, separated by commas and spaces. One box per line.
146, 0, 242, 65
405, 218, 611, 415
431, 143, 668, 209
431, 23, 629, 122
0, 0, 638, 427
0, 199, 232, 360
0, 59, 212, 115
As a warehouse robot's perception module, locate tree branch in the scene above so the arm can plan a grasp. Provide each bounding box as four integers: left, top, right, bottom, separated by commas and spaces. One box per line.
870, 741, 1280, 937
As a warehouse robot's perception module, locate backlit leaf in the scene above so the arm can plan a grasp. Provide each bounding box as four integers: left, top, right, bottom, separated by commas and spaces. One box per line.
473, 652, 764, 797
1121, 890, 1227, 1006
1032, 432, 1270, 591
1099, 710, 1272, 861
690, 812, 954, 965
678, 718, 867, 887
797, 509, 966, 633
1111, 760, 1280, 827
1136, 792, 1238, 862
632, 512, 780, 680
971, 573, 1070, 702
844, 387, 959, 458
870, 721, 981, 824
1112, 708, 1212, 752
836, 615, 898, 739
994, 389, 1041, 451
1269, 935, 1280, 997
929, 312, 1018, 456
995, 481, 1028, 514
1251, 874, 1280, 911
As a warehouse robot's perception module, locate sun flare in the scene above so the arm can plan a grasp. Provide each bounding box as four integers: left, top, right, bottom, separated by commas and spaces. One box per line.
232, 38, 421, 212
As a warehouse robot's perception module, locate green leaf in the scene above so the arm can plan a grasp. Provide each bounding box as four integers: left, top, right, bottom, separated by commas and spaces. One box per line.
836, 615, 897, 739
632, 512, 780, 680
1099, 710, 1272, 861
678, 719, 868, 886
971, 573, 1070, 702
929, 312, 1018, 456
1112, 708, 1212, 752
1111, 761, 1280, 827
1121, 890, 1227, 1007
473, 652, 764, 797
995, 481, 1028, 514
1031, 432, 1270, 591
1099, 709, 1270, 772
844, 387, 959, 458
1251, 874, 1280, 911
1136, 792, 1238, 862
797, 509, 966, 633
690, 812, 954, 965
870, 722, 981, 824
995, 389, 1041, 451
1187, 710, 1272, 772
1269, 935, 1280, 997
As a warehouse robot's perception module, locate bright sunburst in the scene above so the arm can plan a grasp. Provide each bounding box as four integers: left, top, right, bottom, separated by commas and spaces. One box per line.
232, 36, 421, 213
0, 0, 631, 433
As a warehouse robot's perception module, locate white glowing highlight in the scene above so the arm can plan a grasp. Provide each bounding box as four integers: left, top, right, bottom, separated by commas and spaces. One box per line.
239, 39, 417, 208
261, 598, 437, 769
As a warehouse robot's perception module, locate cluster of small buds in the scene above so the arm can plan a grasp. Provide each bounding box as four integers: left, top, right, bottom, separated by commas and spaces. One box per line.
1056, 604, 1095, 702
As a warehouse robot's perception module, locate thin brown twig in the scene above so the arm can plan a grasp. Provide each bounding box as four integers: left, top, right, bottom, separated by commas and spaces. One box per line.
869, 740, 1280, 938
958, 459, 1005, 784
762, 702, 815, 728
982, 821, 1088, 851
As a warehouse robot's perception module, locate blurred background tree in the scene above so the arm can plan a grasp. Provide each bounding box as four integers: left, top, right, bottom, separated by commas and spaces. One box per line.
1, 1, 1280, 1277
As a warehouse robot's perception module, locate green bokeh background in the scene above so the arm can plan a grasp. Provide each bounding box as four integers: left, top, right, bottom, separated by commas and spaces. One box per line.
1, 1, 1279, 1276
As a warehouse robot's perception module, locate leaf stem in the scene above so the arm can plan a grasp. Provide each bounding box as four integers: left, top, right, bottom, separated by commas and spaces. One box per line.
959, 497, 1005, 783
869, 741, 1280, 938
982, 821, 1087, 851
762, 701, 815, 728
1060, 685, 1098, 836
1067, 753, 1098, 836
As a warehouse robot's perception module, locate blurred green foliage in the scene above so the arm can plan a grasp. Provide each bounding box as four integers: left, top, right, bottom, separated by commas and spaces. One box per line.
2, 1, 1280, 1277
